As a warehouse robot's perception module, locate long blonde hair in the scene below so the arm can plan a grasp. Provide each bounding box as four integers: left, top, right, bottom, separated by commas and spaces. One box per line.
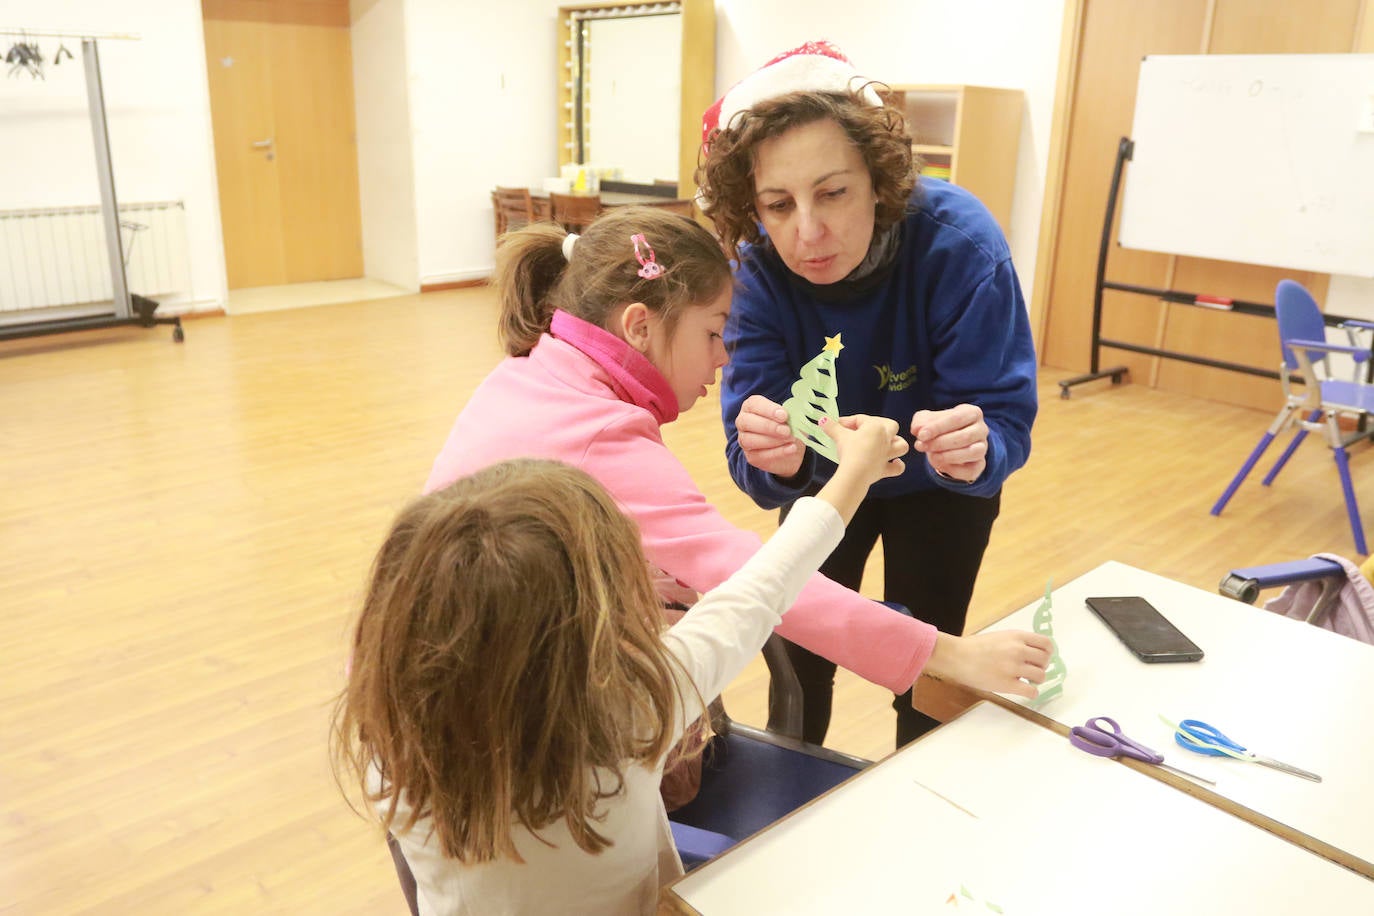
331, 459, 702, 862
495, 205, 731, 357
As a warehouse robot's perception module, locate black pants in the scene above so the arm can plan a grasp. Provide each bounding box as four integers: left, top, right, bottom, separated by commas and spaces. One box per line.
769, 486, 1001, 748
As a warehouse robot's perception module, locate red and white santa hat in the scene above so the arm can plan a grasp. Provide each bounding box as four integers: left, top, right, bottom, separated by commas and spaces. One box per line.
701, 40, 883, 147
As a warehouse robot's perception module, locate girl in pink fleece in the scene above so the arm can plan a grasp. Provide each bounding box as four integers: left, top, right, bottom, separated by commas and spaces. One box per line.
426, 207, 1049, 725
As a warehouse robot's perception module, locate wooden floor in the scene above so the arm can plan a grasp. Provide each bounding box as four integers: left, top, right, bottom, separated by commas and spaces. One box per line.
2, 288, 1367, 913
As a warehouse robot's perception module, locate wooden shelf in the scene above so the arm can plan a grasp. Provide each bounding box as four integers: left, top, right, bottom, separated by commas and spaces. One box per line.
882, 84, 1024, 234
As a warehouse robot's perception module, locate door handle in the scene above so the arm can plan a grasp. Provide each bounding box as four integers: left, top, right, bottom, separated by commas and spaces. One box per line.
251, 138, 274, 149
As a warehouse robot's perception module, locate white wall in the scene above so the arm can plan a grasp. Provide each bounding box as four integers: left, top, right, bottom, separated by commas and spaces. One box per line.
0, 0, 225, 313
351, 0, 419, 291
1328, 276, 1374, 320
402, 0, 559, 287
715, 0, 1066, 307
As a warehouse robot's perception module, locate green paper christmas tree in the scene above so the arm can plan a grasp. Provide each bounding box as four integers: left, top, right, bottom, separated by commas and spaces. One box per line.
1028, 579, 1066, 708
783, 333, 844, 463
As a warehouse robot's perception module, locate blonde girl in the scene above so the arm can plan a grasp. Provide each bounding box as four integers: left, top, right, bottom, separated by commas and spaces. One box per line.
336, 415, 906, 912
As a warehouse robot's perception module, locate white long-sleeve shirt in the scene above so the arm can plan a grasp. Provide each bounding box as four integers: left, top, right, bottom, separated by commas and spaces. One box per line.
383, 496, 845, 916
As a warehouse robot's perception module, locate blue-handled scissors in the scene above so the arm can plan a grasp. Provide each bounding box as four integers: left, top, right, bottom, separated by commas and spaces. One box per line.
1169, 718, 1322, 783
1069, 716, 1215, 785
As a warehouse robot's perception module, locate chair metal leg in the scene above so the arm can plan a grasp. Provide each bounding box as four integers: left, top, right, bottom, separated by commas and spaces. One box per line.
1212, 432, 1277, 515
1261, 409, 1322, 485
1332, 446, 1367, 555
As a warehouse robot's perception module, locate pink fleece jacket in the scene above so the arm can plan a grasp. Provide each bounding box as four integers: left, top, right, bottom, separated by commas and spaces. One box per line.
424, 311, 936, 692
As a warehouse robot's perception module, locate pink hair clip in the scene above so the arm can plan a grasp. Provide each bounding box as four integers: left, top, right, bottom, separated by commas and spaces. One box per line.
631, 233, 664, 280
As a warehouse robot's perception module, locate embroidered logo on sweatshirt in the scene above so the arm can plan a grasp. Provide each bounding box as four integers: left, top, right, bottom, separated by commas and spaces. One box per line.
873, 363, 918, 392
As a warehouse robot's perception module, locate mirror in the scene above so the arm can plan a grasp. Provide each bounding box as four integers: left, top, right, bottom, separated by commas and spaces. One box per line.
558, 1, 713, 195
579, 13, 680, 183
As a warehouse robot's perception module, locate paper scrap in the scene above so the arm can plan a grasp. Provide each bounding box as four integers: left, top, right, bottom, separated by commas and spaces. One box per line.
946, 884, 1005, 912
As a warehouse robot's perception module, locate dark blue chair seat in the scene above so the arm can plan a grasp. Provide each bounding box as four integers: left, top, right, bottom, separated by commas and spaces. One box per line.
668, 718, 868, 865
665, 609, 913, 868
669, 821, 737, 870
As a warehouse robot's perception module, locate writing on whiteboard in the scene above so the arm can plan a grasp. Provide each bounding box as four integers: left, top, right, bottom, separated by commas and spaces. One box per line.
1119, 54, 1374, 277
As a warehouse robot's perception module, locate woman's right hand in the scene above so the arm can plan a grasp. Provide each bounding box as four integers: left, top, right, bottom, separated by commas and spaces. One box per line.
734, 394, 805, 478
925, 630, 1054, 699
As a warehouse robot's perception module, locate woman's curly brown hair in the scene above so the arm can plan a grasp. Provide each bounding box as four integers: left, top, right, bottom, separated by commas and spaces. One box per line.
696, 86, 918, 254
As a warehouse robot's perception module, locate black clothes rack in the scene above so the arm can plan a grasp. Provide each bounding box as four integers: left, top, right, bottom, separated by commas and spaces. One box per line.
0, 28, 183, 344
1057, 137, 1351, 399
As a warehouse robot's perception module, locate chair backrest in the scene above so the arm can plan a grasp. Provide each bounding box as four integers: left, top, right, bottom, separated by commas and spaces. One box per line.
549, 192, 601, 233
386, 832, 421, 916
1275, 279, 1328, 372
491, 186, 534, 239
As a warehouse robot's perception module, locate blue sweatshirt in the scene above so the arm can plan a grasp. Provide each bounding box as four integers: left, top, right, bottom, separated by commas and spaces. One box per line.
721, 179, 1038, 507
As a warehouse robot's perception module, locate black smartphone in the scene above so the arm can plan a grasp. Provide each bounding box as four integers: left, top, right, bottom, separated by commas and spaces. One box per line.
1084, 596, 1204, 663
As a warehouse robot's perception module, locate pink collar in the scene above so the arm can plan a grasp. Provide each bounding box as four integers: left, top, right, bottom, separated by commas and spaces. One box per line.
550, 310, 680, 425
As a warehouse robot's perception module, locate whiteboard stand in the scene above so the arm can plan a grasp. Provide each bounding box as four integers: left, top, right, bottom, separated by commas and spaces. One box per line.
0, 31, 184, 345
1056, 135, 1351, 400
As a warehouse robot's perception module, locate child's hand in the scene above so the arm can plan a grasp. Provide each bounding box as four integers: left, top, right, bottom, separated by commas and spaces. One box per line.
813, 415, 908, 525
925, 630, 1055, 699
821, 414, 908, 486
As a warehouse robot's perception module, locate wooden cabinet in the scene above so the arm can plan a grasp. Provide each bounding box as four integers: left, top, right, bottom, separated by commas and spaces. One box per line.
880, 85, 1023, 235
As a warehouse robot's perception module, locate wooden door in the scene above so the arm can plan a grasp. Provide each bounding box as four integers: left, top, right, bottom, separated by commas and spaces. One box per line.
203, 0, 363, 289
1039, 0, 1366, 411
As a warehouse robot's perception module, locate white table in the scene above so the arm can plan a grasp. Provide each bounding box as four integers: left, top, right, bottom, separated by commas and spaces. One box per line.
670, 702, 1374, 914
985, 561, 1374, 872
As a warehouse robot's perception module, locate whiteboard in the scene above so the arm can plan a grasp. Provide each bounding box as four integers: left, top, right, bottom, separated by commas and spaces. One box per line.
1118, 54, 1374, 277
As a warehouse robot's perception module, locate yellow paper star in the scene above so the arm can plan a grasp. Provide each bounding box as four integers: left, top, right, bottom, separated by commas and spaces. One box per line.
823, 333, 844, 354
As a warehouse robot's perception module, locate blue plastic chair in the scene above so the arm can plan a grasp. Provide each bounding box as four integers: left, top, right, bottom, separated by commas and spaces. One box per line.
1211, 280, 1374, 554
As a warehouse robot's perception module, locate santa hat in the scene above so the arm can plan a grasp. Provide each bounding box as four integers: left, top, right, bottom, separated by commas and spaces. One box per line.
701, 40, 883, 147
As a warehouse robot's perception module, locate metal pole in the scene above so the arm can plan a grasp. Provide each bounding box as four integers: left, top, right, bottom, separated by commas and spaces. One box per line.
82, 38, 130, 320
1091, 137, 1133, 374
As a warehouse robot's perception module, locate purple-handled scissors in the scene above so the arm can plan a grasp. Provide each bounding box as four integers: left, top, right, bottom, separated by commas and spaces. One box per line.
1069, 716, 1216, 785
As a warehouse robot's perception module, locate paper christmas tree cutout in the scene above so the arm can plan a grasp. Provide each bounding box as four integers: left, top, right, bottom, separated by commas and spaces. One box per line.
783, 333, 844, 462
1027, 579, 1067, 708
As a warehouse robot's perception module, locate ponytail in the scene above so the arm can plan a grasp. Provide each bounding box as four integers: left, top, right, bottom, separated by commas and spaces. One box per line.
494, 207, 731, 359
495, 223, 568, 357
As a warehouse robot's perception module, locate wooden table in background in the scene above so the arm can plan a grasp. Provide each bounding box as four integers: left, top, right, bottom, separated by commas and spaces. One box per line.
530, 190, 694, 221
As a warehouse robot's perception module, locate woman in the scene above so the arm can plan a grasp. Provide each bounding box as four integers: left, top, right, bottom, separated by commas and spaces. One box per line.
697, 41, 1040, 746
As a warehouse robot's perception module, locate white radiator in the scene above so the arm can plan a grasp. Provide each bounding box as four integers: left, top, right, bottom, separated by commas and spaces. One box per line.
0, 201, 189, 314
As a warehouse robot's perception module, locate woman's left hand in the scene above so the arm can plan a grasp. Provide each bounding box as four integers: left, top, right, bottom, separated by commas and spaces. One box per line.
910, 404, 988, 483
